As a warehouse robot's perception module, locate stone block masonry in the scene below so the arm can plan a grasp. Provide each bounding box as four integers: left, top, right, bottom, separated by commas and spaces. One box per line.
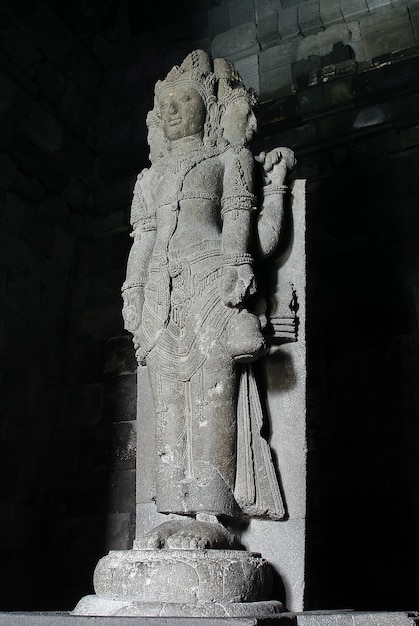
298, 0, 324, 36
0, 0, 116, 613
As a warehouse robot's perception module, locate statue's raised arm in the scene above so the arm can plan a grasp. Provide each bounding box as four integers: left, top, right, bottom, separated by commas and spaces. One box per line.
256, 147, 296, 258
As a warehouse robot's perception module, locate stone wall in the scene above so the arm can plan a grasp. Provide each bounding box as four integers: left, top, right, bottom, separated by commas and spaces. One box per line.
257, 55, 419, 609
0, 0, 135, 610
0, 0, 419, 613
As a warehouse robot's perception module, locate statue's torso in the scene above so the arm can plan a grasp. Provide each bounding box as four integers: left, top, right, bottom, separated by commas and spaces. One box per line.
139, 148, 236, 371
150, 149, 224, 258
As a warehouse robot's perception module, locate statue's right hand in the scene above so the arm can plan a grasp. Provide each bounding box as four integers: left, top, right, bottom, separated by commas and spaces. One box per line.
122, 286, 144, 333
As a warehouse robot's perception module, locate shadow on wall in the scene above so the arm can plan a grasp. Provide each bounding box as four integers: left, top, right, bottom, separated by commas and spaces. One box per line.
305, 134, 419, 610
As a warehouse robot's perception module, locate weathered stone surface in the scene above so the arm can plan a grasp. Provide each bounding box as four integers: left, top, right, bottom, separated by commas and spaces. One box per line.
340, 0, 369, 21
298, 0, 324, 36
108, 421, 136, 470
228, 0, 256, 28
296, 24, 351, 61
260, 64, 293, 98
234, 54, 261, 92
121, 49, 297, 533
103, 373, 137, 423
360, 7, 414, 59
91, 549, 276, 604
242, 180, 306, 612
211, 23, 259, 62
353, 104, 390, 129
319, 0, 343, 27
260, 43, 295, 74
409, 4, 419, 42
296, 612, 417, 625
257, 10, 280, 49
278, 5, 301, 40
74, 597, 284, 618
366, 0, 392, 12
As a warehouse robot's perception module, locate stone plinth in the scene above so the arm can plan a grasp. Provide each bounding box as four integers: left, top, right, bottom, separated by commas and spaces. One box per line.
73, 548, 284, 617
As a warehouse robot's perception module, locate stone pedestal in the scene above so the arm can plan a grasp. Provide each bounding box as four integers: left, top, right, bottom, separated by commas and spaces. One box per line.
73, 549, 284, 618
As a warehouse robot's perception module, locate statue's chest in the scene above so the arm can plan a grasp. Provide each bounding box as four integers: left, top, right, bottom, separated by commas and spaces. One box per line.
151, 156, 222, 207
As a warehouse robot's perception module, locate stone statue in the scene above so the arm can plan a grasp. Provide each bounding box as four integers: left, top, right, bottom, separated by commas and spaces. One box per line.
74, 49, 302, 618
121, 50, 295, 549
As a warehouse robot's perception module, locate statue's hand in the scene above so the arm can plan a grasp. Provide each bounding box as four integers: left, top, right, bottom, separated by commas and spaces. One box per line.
258, 147, 296, 187
221, 263, 256, 307
122, 286, 144, 333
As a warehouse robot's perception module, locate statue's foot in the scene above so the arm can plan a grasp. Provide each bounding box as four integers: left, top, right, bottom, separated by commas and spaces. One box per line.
166, 519, 237, 550
135, 519, 188, 550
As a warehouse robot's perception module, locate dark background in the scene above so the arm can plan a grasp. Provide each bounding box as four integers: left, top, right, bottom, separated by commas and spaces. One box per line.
0, 0, 418, 613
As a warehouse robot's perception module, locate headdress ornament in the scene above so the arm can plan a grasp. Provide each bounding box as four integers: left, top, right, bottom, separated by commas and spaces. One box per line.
214, 57, 259, 110
155, 50, 217, 144
146, 99, 168, 162
155, 50, 216, 112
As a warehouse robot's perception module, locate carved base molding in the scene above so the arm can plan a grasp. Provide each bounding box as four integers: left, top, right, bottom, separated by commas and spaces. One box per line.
72, 597, 284, 618
72, 548, 284, 617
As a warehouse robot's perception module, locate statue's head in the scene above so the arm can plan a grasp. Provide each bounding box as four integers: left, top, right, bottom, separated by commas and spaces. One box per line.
155, 50, 217, 144
214, 58, 259, 148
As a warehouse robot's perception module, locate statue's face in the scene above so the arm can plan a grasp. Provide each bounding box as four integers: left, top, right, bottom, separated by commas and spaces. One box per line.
158, 85, 205, 141
222, 97, 257, 146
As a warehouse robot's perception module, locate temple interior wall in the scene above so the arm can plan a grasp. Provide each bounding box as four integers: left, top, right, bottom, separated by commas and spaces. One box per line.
0, 0, 419, 613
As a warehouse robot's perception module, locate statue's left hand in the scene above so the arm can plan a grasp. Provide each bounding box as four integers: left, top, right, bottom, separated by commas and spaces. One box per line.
221, 263, 256, 307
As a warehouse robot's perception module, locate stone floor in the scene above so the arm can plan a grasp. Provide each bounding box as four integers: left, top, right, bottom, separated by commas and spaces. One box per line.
0, 611, 417, 625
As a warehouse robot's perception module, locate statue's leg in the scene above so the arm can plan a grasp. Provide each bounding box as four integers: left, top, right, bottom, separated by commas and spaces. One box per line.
190, 349, 238, 504
167, 347, 242, 549
148, 367, 190, 513
135, 367, 192, 549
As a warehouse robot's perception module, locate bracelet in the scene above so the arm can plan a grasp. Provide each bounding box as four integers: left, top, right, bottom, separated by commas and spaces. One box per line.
221, 195, 257, 216
263, 185, 288, 196
122, 281, 145, 292
223, 253, 253, 267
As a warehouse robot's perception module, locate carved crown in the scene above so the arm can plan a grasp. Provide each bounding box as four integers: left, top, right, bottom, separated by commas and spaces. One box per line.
155, 50, 216, 111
